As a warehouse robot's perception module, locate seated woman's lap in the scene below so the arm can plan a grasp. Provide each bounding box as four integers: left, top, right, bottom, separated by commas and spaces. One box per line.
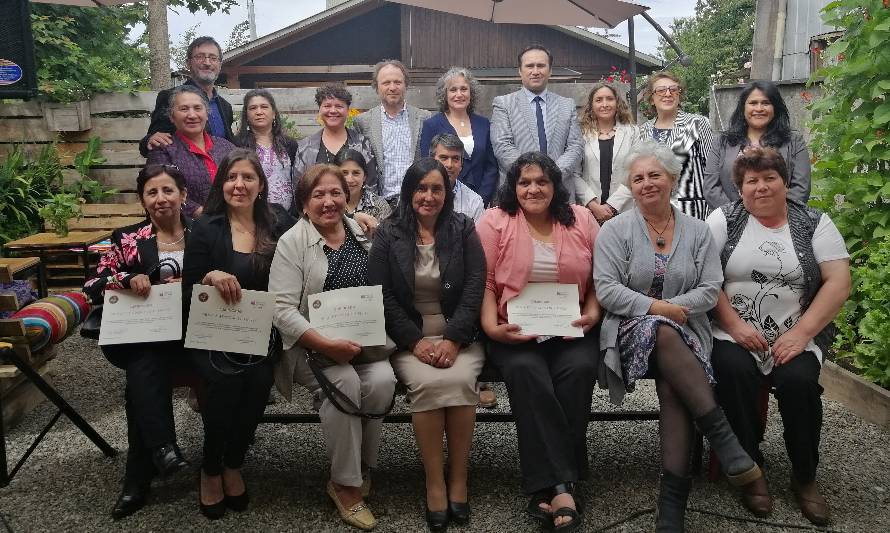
391, 341, 484, 412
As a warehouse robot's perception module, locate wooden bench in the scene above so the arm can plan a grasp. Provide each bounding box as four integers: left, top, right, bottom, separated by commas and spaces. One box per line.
49, 203, 145, 233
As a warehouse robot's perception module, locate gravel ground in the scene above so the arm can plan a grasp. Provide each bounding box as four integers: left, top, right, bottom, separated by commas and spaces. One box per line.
1, 334, 888, 532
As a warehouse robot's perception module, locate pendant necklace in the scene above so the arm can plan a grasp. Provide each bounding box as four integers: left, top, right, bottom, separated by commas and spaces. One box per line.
157, 232, 185, 246
644, 211, 673, 249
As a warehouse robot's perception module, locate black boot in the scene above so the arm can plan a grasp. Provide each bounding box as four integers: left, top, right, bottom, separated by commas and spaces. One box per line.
151, 442, 189, 478
111, 479, 150, 520
696, 407, 762, 486
655, 471, 691, 532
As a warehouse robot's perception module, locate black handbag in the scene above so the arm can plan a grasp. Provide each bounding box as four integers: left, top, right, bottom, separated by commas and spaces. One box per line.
304, 342, 396, 420
80, 258, 182, 340
206, 326, 282, 375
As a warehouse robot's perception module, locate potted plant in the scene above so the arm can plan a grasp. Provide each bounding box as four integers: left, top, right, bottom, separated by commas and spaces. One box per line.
39, 193, 83, 237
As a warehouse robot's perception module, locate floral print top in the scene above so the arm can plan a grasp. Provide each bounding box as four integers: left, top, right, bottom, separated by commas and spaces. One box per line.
255, 144, 294, 211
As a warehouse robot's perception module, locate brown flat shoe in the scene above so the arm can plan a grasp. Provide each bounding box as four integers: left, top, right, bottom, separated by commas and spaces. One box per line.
741, 476, 772, 518
792, 479, 830, 526
478, 388, 497, 409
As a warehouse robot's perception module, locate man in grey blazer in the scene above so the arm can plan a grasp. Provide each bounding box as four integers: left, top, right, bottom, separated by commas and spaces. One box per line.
491, 45, 584, 198
353, 59, 431, 207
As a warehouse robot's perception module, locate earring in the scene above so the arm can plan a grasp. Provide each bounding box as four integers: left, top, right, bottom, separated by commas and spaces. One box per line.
257, 192, 263, 200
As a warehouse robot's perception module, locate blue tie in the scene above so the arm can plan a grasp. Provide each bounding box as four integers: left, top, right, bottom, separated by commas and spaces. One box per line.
533, 95, 548, 154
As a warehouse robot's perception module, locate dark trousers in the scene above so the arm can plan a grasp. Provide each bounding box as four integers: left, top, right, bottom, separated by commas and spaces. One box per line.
488, 330, 600, 494
102, 341, 185, 485
711, 340, 823, 483
189, 350, 274, 476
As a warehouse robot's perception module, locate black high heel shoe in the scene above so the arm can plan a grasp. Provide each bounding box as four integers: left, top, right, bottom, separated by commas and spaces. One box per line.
199, 474, 226, 520
447, 501, 470, 525
425, 506, 449, 532
224, 490, 249, 512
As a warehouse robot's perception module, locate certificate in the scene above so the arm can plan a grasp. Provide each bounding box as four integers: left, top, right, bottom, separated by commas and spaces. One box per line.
184, 285, 275, 356
99, 284, 182, 346
308, 285, 386, 346
507, 283, 583, 338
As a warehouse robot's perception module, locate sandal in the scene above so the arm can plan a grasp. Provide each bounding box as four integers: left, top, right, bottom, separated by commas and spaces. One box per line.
526, 489, 553, 527
551, 483, 582, 532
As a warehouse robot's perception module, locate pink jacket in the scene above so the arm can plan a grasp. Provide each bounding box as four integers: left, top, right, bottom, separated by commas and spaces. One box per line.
476, 204, 599, 324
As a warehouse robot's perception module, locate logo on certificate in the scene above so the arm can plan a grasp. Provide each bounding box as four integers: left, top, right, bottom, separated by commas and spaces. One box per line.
109, 295, 119, 304
312, 299, 322, 309
198, 292, 209, 302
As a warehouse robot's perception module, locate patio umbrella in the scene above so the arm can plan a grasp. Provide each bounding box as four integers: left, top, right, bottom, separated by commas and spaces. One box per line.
385, 0, 648, 28
30, 1, 135, 6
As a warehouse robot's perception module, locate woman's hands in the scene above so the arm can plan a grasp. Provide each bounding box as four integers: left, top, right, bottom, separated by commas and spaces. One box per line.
724, 318, 769, 353
128, 274, 152, 297
649, 300, 689, 325
587, 201, 615, 225
324, 338, 363, 365
353, 212, 380, 237
411, 338, 460, 367
202, 270, 242, 305
486, 323, 538, 345
772, 327, 810, 366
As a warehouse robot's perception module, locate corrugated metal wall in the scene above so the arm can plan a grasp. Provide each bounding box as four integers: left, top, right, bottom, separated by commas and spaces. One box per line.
781, 0, 834, 80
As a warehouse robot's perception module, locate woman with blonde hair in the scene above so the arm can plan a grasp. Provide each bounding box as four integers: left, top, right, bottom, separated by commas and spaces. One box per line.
577, 82, 640, 224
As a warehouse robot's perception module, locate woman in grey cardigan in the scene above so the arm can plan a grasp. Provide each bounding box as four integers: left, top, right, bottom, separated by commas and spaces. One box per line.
269, 163, 396, 531
703, 80, 811, 209
594, 141, 762, 532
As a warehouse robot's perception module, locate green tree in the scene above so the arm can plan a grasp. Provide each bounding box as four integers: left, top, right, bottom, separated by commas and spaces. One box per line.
30, 1, 238, 102
809, 0, 890, 386
657, 0, 756, 116
226, 20, 251, 51
170, 23, 201, 72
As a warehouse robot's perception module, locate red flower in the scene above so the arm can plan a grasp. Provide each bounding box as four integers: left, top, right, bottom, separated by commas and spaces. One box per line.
607, 76, 615, 82
837, 53, 845, 61
611, 65, 617, 71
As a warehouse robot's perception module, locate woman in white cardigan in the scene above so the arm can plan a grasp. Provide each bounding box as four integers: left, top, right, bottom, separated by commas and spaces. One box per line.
576, 82, 639, 224
269, 163, 396, 531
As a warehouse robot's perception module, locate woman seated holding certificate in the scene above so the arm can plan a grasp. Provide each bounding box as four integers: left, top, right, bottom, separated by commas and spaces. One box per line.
475, 152, 601, 533
592, 140, 761, 532
83, 164, 192, 520
269, 163, 396, 531
182, 149, 293, 520
367, 158, 486, 532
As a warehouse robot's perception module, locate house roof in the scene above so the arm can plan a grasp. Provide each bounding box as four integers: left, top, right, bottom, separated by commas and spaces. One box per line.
223, 0, 662, 69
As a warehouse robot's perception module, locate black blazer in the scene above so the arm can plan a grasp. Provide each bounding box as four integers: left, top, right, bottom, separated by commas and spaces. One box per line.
368, 212, 486, 350
139, 79, 236, 157
182, 207, 296, 321
83, 216, 193, 304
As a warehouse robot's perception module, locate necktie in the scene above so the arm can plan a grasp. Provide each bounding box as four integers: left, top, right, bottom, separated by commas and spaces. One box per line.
533, 95, 548, 154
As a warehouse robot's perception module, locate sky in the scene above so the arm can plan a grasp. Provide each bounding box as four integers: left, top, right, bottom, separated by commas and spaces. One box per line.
163, 0, 698, 58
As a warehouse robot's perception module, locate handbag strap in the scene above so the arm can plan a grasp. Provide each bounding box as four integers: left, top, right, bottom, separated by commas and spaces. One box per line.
305, 352, 395, 420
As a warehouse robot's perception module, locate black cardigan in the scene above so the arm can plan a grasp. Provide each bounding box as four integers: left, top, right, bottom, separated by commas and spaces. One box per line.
182, 207, 295, 321
367, 212, 486, 350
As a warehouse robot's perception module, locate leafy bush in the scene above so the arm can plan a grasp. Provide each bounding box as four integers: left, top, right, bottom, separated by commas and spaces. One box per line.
66, 136, 116, 202
0, 145, 63, 244
808, 0, 890, 385
835, 237, 890, 387
39, 193, 83, 237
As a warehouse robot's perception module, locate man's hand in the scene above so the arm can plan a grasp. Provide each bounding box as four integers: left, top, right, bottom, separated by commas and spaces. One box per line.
146, 132, 173, 151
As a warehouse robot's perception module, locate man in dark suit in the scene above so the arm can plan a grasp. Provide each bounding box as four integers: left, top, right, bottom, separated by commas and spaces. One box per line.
491, 45, 583, 198
139, 36, 235, 157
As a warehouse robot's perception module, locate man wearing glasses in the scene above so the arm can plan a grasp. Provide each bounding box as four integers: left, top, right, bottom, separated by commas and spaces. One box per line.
139, 36, 236, 157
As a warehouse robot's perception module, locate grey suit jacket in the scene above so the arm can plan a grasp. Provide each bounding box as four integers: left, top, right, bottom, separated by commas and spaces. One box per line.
353, 104, 432, 195
703, 132, 811, 209
490, 88, 584, 197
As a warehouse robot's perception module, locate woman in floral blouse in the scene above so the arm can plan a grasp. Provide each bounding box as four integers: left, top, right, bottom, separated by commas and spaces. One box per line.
83, 164, 193, 520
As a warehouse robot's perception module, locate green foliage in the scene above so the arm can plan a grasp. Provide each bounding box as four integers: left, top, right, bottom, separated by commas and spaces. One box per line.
836, 237, 890, 388
170, 24, 201, 73
66, 137, 116, 202
226, 20, 251, 51
808, 0, 890, 386
657, 0, 756, 115
0, 145, 63, 244
30, 1, 238, 102
39, 193, 83, 237
31, 3, 150, 102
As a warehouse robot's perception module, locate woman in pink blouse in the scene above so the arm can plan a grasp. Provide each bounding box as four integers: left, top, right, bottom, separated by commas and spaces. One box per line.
476, 151, 600, 533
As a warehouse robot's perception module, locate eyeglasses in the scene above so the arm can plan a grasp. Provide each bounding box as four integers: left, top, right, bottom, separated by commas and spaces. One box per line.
191, 54, 221, 63
653, 85, 682, 96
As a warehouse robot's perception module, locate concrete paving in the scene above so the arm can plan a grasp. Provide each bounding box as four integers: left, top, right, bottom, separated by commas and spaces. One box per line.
1, 334, 888, 532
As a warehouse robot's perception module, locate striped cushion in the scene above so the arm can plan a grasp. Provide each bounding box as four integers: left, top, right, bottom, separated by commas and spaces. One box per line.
7, 292, 90, 351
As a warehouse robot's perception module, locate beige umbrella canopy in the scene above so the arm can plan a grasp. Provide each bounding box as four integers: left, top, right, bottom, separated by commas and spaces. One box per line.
386, 0, 648, 28
30, 0, 136, 5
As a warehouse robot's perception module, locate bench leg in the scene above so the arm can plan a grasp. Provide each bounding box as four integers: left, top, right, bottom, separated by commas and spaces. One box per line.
0, 346, 116, 486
